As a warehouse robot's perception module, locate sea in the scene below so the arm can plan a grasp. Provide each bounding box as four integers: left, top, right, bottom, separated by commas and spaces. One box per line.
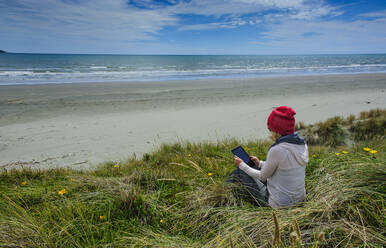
1, 53, 386, 85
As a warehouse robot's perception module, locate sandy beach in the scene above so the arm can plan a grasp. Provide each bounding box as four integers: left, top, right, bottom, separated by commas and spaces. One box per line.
1, 73, 385, 170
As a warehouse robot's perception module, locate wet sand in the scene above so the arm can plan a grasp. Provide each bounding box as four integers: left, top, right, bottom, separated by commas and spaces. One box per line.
1, 73, 385, 170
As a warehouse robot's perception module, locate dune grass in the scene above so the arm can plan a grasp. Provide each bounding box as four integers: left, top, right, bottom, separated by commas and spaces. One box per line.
0, 110, 385, 247
296, 108, 386, 147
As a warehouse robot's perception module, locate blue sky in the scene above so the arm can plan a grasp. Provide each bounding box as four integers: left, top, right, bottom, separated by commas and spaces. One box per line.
0, 0, 386, 54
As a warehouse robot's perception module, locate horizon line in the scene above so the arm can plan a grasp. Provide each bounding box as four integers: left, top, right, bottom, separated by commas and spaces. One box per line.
2, 51, 386, 56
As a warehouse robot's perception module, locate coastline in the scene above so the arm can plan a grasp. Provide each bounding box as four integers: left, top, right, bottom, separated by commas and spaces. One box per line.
1, 73, 385, 170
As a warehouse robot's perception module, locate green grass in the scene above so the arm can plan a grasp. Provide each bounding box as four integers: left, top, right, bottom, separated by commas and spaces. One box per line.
0, 111, 385, 247
296, 108, 386, 147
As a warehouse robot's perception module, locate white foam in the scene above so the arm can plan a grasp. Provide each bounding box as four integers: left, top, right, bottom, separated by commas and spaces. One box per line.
90, 66, 107, 69
1, 63, 386, 85
0, 70, 35, 76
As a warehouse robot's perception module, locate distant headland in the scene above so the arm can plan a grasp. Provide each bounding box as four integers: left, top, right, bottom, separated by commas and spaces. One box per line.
0, 50, 7, 53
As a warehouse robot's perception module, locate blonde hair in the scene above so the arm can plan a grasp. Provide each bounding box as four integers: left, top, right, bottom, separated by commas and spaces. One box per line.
270, 131, 282, 141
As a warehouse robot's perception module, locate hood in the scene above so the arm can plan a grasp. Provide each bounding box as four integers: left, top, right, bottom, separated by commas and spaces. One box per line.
278, 143, 309, 166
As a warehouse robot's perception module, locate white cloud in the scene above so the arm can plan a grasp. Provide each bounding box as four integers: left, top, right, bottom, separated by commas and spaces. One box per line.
170, 0, 304, 17
1, 0, 384, 54
171, 0, 335, 31
178, 19, 247, 31
0, 0, 177, 42
291, 6, 343, 20
0, 0, 318, 49
251, 16, 386, 53
360, 10, 386, 18
0, 0, 333, 40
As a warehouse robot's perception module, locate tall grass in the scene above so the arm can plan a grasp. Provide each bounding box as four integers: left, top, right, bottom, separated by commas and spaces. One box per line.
296, 108, 386, 147
0, 110, 385, 247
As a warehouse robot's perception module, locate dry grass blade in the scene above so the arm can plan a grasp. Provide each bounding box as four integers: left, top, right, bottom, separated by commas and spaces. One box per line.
187, 159, 204, 172
272, 211, 280, 247
293, 217, 302, 246
169, 162, 190, 169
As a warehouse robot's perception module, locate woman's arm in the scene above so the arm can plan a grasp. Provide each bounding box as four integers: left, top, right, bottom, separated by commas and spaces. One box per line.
238, 147, 283, 182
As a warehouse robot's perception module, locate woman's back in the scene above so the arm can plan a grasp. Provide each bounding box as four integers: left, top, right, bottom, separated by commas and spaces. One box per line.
266, 143, 308, 208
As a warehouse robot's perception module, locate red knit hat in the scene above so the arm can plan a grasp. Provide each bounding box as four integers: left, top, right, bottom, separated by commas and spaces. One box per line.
267, 106, 296, 135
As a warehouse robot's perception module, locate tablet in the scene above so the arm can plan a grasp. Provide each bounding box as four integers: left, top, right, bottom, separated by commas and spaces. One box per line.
231, 145, 251, 164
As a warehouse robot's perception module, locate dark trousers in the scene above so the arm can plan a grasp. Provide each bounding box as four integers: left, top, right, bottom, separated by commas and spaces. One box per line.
226, 165, 269, 206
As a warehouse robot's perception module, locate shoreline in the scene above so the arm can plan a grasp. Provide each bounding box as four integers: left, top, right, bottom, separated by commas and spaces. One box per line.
2, 71, 386, 87
1, 73, 385, 170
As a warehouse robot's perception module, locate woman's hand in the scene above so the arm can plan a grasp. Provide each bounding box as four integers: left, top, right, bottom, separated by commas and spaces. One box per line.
250, 156, 260, 166
234, 156, 243, 167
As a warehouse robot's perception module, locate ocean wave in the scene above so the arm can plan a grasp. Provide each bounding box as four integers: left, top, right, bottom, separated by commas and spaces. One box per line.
0, 70, 35, 76
2, 63, 386, 75
90, 66, 108, 69
1, 63, 386, 85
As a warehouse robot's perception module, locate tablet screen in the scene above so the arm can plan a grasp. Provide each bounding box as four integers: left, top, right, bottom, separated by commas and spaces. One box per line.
231, 146, 250, 164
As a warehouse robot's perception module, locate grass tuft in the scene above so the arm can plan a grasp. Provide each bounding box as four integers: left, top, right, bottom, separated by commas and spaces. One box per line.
297, 108, 386, 147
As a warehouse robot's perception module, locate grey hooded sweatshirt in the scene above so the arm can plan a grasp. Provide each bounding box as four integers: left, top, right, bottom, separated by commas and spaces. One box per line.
239, 142, 308, 208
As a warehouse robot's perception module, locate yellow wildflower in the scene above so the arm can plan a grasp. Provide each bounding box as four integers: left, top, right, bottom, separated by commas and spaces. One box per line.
342, 151, 348, 154
207, 172, 213, 177
113, 164, 119, 168
363, 147, 371, 151
312, 154, 317, 158
99, 216, 104, 220
160, 219, 164, 223
369, 150, 377, 154
335, 153, 340, 156
21, 181, 27, 186
58, 188, 68, 195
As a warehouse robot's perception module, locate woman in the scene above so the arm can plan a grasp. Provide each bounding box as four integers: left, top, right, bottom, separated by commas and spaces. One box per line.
230, 106, 308, 208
